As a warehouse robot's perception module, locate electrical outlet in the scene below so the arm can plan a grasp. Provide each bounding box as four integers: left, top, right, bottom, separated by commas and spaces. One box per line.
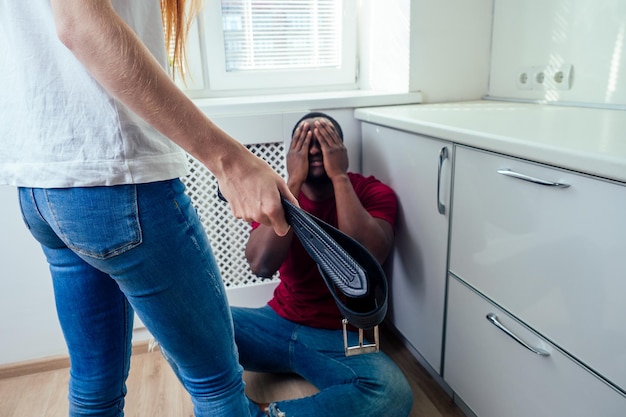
516, 67, 533, 90
549, 63, 573, 90
517, 63, 574, 91
532, 66, 546, 89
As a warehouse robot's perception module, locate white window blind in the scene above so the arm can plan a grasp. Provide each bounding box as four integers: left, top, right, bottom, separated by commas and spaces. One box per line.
194, 0, 357, 95
220, 0, 342, 72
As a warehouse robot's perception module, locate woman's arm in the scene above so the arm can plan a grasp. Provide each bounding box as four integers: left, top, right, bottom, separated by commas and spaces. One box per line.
49, 0, 295, 235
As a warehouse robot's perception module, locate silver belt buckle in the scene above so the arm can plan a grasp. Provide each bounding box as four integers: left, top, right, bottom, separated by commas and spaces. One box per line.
342, 319, 380, 356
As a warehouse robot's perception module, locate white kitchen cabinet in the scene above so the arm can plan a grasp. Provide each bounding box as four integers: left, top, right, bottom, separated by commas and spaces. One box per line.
445, 276, 626, 417
355, 100, 626, 417
361, 123, 452, 374
445, 145, 626, 416
449, 145, 626, 393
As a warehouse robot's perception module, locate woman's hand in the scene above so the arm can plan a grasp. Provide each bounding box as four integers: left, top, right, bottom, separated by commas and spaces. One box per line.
216, 145, 295, 237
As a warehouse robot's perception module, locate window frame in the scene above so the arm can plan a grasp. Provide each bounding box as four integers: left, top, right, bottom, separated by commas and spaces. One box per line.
182, 0, 358, 97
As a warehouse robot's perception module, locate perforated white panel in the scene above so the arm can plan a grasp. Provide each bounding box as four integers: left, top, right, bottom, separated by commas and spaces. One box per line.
181, 142, 286, 288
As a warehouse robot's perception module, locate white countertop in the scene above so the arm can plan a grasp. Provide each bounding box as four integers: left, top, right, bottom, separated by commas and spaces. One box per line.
354, 100, 626, 183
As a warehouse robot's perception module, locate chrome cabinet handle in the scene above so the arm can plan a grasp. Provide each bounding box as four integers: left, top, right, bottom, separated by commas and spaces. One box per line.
437, 147, 449, 214
497, 169, 570, 188
486, 313, 550, 356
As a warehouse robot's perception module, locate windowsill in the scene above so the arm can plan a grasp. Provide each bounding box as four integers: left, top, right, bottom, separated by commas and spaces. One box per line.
191, 90, 424, 116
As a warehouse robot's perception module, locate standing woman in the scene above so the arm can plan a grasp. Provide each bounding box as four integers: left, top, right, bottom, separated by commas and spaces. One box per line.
0, 1, 295, 416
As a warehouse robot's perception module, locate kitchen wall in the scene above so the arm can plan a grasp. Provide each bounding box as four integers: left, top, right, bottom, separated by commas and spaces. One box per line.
359, 0, 410, 92
0, 186, 67, 363
409, 0, 494, 103
407, 0, 626, 107
488, 0, 626, 107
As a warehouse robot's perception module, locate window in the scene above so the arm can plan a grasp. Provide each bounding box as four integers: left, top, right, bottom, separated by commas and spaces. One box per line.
181, 0, 358, 97
221, 1, 341, 72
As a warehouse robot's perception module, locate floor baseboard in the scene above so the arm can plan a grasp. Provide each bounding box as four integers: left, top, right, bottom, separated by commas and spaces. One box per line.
0, 340, 152, 380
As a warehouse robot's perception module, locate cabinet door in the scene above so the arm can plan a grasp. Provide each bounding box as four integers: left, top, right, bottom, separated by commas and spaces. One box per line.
445, 276, 626, 417
361, 123, 452, 373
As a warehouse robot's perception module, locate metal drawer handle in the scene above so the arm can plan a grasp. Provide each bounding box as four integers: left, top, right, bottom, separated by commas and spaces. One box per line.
437, 147, 449, 214
497, 169, 570, 188
486, 313, 550, 357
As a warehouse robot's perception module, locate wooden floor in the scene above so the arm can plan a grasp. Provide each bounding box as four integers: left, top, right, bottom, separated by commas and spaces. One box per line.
0, 323, 465, 417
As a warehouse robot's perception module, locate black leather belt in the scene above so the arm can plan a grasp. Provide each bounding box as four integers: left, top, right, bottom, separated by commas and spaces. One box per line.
219, 191, 388, 355
280, 199, 388, 328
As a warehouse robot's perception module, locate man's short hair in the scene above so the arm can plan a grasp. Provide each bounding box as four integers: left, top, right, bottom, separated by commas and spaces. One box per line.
292, 112, 344, 142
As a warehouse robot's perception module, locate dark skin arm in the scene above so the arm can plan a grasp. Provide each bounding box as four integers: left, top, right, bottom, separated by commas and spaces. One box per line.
313, 120, 394, 264
245, 119, 394, 277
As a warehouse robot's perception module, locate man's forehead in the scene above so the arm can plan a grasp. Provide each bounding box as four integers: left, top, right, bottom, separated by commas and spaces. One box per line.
299, 116, 330, 125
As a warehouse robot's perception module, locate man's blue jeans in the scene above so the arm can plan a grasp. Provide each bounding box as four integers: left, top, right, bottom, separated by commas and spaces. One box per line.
232, 305, 414, 417
18, 179, 251, 417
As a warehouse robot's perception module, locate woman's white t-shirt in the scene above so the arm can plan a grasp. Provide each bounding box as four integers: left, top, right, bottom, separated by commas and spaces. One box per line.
0, 0, 189, 188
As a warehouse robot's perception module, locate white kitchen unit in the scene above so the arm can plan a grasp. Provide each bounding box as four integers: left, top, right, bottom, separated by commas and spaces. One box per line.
355, 100, 626, 417
450, 146, 626, 392
446, 145, 626, 416
361, 123, 452, 375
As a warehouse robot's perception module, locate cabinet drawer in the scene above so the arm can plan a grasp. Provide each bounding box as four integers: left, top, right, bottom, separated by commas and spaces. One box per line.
445, 276, 626, 417
449, 146, 626, 392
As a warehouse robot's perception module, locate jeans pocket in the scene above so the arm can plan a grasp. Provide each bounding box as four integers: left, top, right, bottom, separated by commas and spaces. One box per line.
44, 185, 142, 259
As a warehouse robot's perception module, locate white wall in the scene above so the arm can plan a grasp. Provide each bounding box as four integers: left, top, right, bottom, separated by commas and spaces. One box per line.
488, 0, 626, 107
359, 0, 411, 92
409, 0, 494, 103
0, 186, 67, 363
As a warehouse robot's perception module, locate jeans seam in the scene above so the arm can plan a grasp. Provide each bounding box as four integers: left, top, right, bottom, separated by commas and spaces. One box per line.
288, 325, 300, 371
170, 185, 226, 301
120, 298, 132, 410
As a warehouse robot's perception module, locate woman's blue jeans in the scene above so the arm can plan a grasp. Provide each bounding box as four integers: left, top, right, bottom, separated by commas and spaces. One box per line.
232, 305, 414, 417
18, 179, 251, 417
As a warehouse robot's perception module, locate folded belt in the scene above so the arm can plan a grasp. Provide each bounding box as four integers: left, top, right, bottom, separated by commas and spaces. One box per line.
218, 191, 388, 354
280, 198, 388, 330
